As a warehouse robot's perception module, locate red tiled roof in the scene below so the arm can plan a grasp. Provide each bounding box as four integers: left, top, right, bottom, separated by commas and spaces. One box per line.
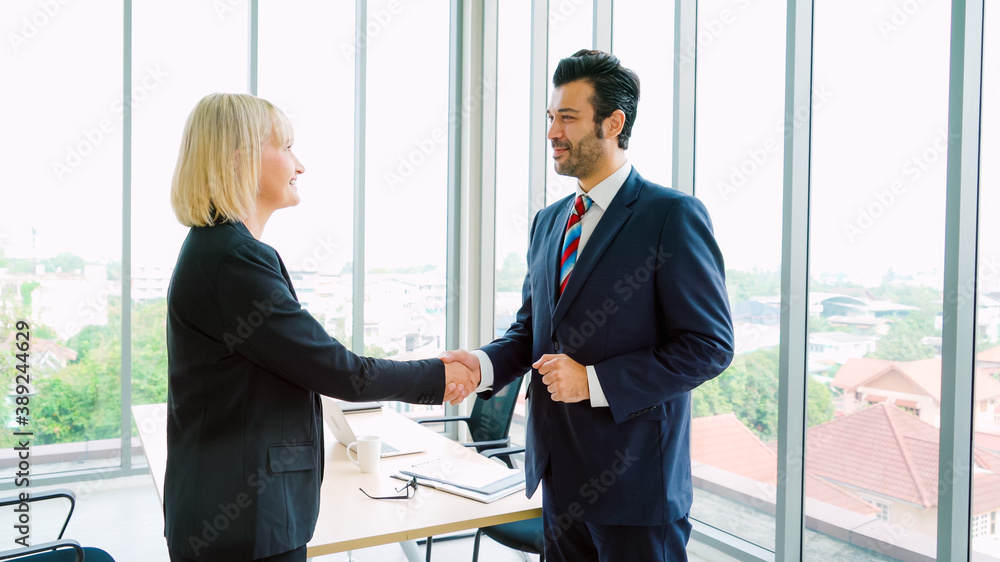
832, 357, 1000, 402
974, 473, 1000, 515
692, 413, 776, 484
807, 404, 939, 507
979, 345, 1000, 363
692, 414, 878, 516
696, 407, 1000, 514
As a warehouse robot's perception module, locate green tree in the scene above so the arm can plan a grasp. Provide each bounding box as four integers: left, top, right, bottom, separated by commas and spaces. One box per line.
497, 252, 527, 292
807, 381, 835, 427
725, 269, 780, 303
49, 252, 86, 272
693, 347, 780, 440
868, 313, 937, 361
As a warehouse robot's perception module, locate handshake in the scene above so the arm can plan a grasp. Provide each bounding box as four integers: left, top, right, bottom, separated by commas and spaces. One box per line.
438, 349, 591, 406
439, 349, 481, 405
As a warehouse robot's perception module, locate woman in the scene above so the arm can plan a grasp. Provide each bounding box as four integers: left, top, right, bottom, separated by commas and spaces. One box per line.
164, 93, 475, 562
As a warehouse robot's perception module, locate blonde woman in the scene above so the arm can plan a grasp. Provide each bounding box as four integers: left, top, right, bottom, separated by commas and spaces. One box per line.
164, 93, 477, 562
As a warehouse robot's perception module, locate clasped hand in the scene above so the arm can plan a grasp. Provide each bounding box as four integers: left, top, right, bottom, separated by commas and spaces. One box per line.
440, 349, 590, 403
441, 352, 481, 405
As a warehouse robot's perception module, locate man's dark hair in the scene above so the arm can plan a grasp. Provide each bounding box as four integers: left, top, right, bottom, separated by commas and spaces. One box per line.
552, 49, 640, 150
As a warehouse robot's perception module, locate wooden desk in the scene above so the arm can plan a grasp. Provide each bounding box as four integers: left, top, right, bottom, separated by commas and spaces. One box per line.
132, 403, 542, 559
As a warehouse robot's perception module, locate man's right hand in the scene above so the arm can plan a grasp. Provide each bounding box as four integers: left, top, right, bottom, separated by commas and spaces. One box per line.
440, 349, 482, 405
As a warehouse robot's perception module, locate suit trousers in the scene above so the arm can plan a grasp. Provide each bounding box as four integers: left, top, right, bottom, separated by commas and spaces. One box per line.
541, 475, 691, 562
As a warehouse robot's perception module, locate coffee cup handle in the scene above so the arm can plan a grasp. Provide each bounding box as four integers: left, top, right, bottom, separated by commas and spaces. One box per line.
347, 441, 360, 464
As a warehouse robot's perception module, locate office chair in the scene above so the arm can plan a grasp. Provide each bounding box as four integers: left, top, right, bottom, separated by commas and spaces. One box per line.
0, 489, 115, 562
472, 447, 544, 562
415, 377, 524, 463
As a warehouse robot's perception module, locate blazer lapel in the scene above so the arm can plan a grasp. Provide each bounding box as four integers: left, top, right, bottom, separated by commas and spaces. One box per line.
551, 170, 642, 332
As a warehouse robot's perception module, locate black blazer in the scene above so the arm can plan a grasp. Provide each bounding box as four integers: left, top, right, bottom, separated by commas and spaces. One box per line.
164, 221, 444, 561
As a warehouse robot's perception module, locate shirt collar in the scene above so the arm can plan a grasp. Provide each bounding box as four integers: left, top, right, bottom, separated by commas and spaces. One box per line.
578, 160, 632, 211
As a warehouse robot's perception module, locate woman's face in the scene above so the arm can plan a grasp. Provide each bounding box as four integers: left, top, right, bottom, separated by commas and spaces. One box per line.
258, 130, 305, 214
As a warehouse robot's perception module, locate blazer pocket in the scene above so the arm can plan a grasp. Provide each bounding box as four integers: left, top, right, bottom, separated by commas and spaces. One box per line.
267, 443, 317, 474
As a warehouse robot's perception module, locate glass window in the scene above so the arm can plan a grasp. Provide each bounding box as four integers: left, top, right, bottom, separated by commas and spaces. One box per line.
806, 0, 950, 558
0, 1, 125, 478
612, 0, 674, 185
691, 0, 786, 551
546, 0, 593, 203
494, 0, 533, 448
973, 3, 1000, 558
257, 1, 355, 350
364, 0, 449, 413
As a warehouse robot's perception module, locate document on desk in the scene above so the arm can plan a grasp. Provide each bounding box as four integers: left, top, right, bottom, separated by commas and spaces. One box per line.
396, 458, 526, 503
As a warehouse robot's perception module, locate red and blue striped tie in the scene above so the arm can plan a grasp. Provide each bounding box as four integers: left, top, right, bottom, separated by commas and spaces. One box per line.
559, 194, 592, 295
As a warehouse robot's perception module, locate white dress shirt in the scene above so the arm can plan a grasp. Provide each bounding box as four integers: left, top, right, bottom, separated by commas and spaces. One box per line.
472, 161, 633, 408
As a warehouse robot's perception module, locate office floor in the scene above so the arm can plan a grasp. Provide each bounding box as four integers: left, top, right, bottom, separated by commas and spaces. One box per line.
31, 474, 737, 561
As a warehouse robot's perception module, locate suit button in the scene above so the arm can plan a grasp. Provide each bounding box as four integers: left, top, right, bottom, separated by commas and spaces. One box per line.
553, 342, 561, 352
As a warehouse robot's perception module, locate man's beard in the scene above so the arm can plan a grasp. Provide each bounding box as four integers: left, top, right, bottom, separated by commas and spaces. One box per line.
553, 126, 607, 179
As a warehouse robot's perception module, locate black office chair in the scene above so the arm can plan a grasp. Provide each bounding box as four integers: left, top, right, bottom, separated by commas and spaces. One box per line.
472, 447, 544, 562
0, 489, 115, 561
415, 377, 524, 463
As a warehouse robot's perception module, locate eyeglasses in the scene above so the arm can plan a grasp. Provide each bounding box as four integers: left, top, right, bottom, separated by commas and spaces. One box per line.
359, 477, 417, 500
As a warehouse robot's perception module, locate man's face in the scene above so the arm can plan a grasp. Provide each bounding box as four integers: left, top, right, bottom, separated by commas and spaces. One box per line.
546, 80, 609, 181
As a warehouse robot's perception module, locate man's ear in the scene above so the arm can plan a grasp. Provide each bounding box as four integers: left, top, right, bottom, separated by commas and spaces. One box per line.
605, 109, 626, 141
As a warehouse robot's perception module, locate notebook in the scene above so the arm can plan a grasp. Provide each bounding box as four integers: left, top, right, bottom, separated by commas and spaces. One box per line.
395, 457, 526, 503
321, 396, 423, 458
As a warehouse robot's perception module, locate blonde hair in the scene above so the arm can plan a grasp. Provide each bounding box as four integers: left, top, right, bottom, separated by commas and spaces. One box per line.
170, 93, 293, 227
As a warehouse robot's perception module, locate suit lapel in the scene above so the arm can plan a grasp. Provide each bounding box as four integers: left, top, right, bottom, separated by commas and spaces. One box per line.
551, 170, 642, 333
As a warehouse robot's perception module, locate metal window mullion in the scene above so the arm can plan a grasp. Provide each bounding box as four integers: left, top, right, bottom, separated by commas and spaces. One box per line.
775, 0, 813, 559
121, 0, 134, 474
476, 0, 499, 348
593, 0, 613, 53
248, 0, 258, 95
528, 0, 548, 215
671, 0, 696, 197
445, 0, 465, 419
937, 0, 983, 559
352, 0, 367, 356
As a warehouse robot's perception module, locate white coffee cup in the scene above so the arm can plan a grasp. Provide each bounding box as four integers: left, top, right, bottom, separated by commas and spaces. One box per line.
346, 434, 380, 473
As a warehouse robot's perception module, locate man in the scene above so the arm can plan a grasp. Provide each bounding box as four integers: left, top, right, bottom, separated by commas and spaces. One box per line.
443, 50, 734, 561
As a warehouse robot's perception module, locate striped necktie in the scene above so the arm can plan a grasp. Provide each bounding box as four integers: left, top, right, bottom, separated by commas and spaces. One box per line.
559, 194, 593, 295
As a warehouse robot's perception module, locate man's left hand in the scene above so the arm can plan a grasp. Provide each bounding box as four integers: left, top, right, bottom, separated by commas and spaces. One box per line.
533, 354, 589, 403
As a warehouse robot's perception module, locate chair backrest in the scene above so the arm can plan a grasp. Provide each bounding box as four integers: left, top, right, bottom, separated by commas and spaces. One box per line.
466, 377, 524, 444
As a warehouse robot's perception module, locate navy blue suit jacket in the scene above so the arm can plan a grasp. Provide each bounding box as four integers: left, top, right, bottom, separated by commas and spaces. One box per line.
164, 221, 444, 561
480, 168, 734, 526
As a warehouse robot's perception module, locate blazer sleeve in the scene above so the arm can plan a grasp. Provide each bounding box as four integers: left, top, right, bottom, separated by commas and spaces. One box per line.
215, 241, 445, 404
596, 195, 735, 423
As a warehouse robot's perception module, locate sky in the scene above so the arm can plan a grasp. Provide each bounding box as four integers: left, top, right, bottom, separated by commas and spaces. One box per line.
2, 0, 997, 290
